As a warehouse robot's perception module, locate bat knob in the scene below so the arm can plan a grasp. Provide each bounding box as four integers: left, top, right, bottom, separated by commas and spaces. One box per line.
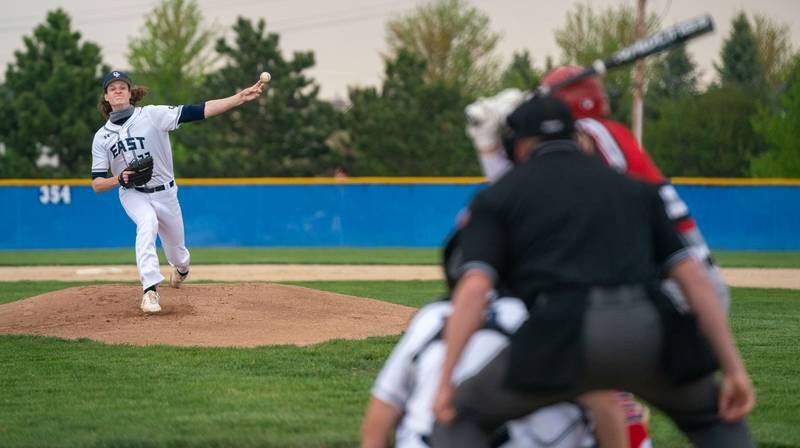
592, 60, 607, 75
532, 86, 550, 98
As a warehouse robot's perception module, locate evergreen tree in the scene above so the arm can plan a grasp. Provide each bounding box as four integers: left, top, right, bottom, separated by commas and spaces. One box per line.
648, 44, 699, 99
751, 58, 800, 177
716, 12, 763, 87
344, 50, 476, 176
645, 44, 699, 120
0, 9, 108, 177
173, 17, 339, 177
644, 85, 762, 177
499, 51, 542, 90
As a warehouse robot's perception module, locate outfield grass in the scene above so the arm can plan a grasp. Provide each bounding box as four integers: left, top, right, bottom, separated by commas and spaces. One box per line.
0, 282, 798, 447
0, 247, 441, 266
2, 247, 800, 268
713, 251, 800, 268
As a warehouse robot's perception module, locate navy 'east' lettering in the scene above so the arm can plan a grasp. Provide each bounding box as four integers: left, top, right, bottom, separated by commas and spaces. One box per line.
110, 136, 147, 159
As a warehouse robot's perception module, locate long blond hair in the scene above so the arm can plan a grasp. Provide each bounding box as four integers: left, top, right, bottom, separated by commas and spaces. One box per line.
97, 86, 149, 119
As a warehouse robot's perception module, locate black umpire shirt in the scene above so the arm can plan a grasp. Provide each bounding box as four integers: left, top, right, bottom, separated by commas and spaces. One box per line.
459, 139, 689, 305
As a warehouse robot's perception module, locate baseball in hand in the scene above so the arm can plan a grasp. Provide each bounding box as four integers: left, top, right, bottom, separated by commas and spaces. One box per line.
260, 71, 271, 83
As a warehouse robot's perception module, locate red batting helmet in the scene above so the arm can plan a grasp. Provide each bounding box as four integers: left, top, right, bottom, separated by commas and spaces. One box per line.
541, 65, 609, 119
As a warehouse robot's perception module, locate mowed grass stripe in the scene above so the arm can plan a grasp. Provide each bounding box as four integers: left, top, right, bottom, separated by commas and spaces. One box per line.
0, 335, 399, 447
0, 247, 441, 266
2, 248, 800, 268
0, 281, 797, 447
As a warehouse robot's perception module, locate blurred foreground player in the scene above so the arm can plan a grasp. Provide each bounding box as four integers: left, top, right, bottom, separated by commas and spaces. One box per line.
541, 65, 729, 313
465, 88, 647, 448
362, 296, 602, 448
432, 96, 754, 448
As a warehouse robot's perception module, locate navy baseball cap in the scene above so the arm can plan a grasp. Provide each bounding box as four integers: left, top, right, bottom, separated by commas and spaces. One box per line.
506, 96, 575, 141
102, 70, 132, 90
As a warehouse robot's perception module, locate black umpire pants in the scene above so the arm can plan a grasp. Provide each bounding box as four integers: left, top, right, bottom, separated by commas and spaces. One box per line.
431, 288, 754, 448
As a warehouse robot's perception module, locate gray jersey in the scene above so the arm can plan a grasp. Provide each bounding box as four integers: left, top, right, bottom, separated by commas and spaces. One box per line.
91, 105, 183, 187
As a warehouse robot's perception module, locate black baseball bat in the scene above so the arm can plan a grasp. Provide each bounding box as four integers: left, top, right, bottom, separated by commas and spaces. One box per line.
536, 14, 714, 96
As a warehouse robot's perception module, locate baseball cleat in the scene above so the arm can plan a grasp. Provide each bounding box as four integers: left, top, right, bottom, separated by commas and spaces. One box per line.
170, 267, 189, 288
140, 290, 161, 313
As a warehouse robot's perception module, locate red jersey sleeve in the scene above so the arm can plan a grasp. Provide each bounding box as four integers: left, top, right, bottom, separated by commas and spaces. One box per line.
577, 118, 699, 234
597, 119, 665, 184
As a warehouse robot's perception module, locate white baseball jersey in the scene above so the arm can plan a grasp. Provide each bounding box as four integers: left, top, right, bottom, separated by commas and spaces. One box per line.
91, 105, 184, 188
372, 297, 594, 448
90, 104, 191, 291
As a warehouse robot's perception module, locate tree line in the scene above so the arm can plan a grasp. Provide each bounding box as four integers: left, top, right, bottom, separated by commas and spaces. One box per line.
0, 0, 797, 178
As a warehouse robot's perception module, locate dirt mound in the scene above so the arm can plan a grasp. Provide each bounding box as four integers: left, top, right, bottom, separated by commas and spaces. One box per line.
0, 283, 415, 347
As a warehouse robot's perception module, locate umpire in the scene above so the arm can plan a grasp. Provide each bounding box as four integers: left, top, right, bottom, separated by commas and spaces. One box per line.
431, 96, 755, 447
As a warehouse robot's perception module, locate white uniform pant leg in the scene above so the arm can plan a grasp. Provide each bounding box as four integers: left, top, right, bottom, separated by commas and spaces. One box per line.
119, 189, 165, 290
395, 431, 431, 448
683, 228, 731, 313
702, 263, 730, 312
662, 228, 731, 314
661, 268, 729, 315
152, 186, 190, 272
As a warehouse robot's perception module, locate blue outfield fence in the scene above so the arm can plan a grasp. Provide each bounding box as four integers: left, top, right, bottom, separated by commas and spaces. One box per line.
2, 178, 800, 250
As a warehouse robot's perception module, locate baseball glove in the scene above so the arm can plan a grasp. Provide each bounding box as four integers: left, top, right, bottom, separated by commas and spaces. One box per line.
119, 155, 154, 188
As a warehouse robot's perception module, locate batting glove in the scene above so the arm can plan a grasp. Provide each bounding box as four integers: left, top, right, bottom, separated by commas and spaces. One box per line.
465, 88, 527, 153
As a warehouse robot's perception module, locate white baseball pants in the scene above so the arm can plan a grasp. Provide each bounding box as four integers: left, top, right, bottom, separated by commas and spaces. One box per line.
119, 185, 190, 290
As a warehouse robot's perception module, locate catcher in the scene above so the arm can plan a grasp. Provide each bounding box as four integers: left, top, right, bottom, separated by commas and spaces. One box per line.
90, 70, 265, 313
362, 295, 611, 448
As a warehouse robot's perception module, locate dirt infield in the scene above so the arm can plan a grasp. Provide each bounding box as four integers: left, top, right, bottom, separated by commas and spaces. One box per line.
0, 283, 415, 347
0, 264, 442, 282
0, 264, 798, 288
0, 265, 796, 348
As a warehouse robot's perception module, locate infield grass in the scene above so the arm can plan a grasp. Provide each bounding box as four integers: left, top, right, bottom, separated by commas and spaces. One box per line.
1, 248, 800, 268
0, 281, 103, 305
0, 282, 798, 447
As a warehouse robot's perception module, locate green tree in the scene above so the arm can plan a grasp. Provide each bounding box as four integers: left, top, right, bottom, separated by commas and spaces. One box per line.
645, 44, 699, 120
385, 0, 501, 98
0, 9, 108, 178
752, 14, 796, 89
344, 50, 476, 176
554, 2, 659, 124
499, 51, 542, 90
751, 58, 800, 177
0, 83, 27, 177
174, 17, 339, 177
647, 44, 699, 100
127, 0, 217, 105
716, 12, 763, 87
644, 85, 761, 177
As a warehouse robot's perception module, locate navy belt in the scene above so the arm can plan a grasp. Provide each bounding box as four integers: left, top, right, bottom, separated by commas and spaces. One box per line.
135, 180, 175, 193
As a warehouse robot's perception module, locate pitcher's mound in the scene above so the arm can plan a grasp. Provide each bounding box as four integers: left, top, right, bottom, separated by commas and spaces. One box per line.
0, 283, 416, 347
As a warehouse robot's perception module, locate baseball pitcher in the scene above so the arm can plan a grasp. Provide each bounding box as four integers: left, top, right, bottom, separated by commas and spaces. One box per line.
90, 70, 266, 313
